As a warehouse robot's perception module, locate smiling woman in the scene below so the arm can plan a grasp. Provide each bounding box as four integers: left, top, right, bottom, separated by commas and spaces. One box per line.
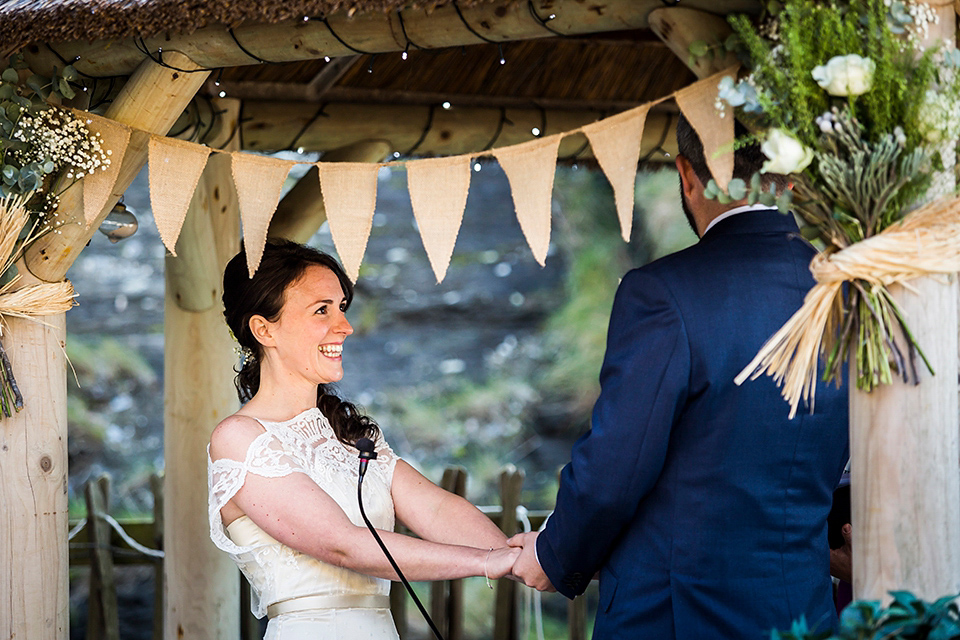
209, 239, 520, 640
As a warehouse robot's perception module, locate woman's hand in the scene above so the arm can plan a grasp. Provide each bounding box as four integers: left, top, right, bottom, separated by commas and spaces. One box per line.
484, 546, 522, 581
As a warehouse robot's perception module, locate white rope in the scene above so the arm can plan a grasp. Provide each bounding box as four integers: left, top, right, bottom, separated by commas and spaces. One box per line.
68, 513, 165, 559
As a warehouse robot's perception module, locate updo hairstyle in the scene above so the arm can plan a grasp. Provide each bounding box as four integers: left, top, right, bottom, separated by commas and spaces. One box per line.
222, 240, 379, 446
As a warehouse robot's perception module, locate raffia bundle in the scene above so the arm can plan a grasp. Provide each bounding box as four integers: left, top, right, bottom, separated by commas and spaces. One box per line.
735, 195, 960, 418
0, 195, 76, 333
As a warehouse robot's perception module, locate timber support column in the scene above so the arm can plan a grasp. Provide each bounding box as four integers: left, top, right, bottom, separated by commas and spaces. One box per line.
850, 0, 960, 602
163, 99, 242, 640
0, 315, 68, 640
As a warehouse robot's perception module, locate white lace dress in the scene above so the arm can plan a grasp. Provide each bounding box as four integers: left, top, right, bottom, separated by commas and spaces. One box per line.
208, 407, 400, 640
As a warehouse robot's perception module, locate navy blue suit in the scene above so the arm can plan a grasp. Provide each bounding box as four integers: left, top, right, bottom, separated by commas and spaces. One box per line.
536, 210, 849, 640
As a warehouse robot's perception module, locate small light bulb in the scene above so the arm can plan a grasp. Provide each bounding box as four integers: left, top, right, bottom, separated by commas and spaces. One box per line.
214, 80, 220, 86
297, 147, 305, 154
473, 162, 481, 172
218, 90, 226, 98
303, 15, 309, 21
442, 101, 452, 110
393, 152, 401, 158
549, 14, 556, 19
324, 56, 331, 62
499, 57, 506, 65
531, 127, 541, 136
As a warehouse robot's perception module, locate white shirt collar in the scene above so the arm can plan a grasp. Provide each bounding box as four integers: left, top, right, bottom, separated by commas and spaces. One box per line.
703, 203, 774, 236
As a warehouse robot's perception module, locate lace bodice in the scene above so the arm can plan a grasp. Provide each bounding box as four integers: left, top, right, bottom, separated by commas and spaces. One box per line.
207, 407, 398, 618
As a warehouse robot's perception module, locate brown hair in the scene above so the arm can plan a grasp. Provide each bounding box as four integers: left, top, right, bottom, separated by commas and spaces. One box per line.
222, 240, 379, 446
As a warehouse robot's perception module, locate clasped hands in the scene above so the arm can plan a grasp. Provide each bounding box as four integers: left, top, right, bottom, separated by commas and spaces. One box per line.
484, 531, 557, 592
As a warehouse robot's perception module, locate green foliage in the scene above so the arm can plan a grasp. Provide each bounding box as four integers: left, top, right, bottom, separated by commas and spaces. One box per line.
773, 591, 960, 639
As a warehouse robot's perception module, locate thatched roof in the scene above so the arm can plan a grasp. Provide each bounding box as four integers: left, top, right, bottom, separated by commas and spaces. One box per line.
0, 0, 504, 54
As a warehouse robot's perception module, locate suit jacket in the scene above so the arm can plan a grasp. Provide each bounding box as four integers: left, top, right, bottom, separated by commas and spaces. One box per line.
537, 210, 849, 640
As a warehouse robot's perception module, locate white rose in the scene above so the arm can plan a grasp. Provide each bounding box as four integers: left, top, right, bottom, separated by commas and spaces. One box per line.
811, 54, 876, 96
761, 129, 814, 174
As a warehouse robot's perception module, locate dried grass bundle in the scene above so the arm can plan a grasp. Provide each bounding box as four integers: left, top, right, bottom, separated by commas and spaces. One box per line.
736, 195, 960, 418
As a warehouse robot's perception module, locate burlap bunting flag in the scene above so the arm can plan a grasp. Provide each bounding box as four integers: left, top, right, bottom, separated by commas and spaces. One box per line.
583, 105, 651, 242
230, 153, 294, 277
148, 137, 210, 255
493, 135, 563, 266
407, 156, 472, 283
318, 162, 380, 282
674, 67, 738, 191
81, 113, 131, 226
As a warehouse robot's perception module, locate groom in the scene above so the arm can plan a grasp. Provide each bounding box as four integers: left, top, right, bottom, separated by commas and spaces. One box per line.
510, 115, 849, 639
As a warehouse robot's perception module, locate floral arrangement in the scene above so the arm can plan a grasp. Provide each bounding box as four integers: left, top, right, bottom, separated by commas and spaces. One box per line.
712, 0, 960, 415
0, 54, 107, 416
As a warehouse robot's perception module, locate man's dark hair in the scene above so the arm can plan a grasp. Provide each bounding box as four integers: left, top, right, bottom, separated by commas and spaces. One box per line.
675, 113, 788, 191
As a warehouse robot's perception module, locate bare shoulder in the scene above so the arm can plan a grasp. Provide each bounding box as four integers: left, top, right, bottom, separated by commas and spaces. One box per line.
209, 413, 266, 462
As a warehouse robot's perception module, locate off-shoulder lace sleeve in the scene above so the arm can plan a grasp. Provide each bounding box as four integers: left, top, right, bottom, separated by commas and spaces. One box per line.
207, 432, 309, 557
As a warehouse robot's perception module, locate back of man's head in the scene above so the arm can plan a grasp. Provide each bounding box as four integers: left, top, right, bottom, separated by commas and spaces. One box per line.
675, 113, 788, 192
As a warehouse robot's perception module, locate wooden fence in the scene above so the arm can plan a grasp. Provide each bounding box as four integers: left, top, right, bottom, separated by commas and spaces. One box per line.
69, 466, 590, 640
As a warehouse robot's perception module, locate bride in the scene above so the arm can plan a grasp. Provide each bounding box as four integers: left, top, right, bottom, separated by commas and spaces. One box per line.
208, 240, 519, 639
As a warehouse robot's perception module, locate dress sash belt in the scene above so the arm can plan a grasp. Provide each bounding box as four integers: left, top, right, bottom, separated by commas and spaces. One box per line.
267, 594, 390, 618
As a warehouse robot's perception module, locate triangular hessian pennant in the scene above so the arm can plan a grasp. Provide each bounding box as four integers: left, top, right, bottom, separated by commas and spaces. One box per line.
493, 135, 562, 266
583, 105, 651, 242
230, 153, 295, 277
148, 136, 210, 255
407, 156, 472, 283
674, 67, 739, 191
81, 113, 131, 226
317, 162, 380, 282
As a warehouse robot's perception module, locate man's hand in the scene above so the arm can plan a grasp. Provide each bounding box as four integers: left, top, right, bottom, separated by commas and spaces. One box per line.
830, 523, 852, 584
506, 531, 557, 592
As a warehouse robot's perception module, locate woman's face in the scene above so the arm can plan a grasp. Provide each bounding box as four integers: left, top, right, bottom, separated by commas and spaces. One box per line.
265, 264, 353, 385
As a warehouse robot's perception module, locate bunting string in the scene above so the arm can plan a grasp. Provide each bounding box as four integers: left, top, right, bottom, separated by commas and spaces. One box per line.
75, 67, 738, 279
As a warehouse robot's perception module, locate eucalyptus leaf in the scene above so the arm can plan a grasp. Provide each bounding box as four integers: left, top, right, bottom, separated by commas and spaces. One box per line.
0, 84, 13, 100
17, 169, 39, 192
727, 178, 747, 200
0, 264, 17, 288
26, 75, 46, 94
42, 160, 54, 174
776, 190, 793, 213
758, 192, 777, 207
688, 40, 710, 58
61, 65, 79, 82
13, 96, 29, 109
57, 77, 76, 100
1, 68, 18, 83
2, 165, 16, 181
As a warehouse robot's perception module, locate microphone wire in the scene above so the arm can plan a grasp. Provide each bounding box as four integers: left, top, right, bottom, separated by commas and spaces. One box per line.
357, 470, 446, 640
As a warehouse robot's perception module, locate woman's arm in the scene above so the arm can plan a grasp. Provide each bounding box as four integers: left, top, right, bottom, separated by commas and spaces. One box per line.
210, 418, 517, 582
391, 460, 508, 549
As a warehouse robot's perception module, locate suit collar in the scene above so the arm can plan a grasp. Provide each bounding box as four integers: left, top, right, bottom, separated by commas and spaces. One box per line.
701, 208, 799, 239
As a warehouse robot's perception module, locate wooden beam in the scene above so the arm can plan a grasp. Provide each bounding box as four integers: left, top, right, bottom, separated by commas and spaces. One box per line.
22, 0, 758, 79
23, 51, 210, 283
164, 102, 242, 639
206, 55, 359, 102
0, 315, 68, 640
268, 139, 392, 243
648, 7, 738, 78
850, 0, 960, 603
233, 101, 679, 161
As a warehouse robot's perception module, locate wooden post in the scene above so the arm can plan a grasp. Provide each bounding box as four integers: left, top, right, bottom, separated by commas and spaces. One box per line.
850, 0, 960, 602
0, 315, 68, 640
494, 466, 524, 640
267, 139, 392, 243
163, 97, 242, 639
150, 472, 164, 640
86, 474, 119, 640
648, 7, 738, 79
430, 467, 467, 640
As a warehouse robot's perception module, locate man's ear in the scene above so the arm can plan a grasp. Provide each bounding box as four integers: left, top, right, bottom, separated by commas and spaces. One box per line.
675, 155, 702, 200
248, 315, 275, 348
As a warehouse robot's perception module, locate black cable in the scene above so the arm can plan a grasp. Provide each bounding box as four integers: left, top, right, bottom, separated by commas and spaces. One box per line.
403, 104, 436, 156
287, 103, 329, 151
358, 473, 445, 640
536, 105, 546, 138
133, 37, 210, 74
313, 16, 374, 55
527, 1, 566, 37
559, 137, 591, 161
482, 107, 511, 151
228, 27, 280, 64
452, 0, 506, 64
396, 10, 425, 59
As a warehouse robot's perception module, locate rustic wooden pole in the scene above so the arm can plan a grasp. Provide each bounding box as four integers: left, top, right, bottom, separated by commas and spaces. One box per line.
19, 0, 752, 79
150, 472, 164, 640
647, 7, 738, 79
86, 475, 120, 640
849, 0, 960, 602
163, 99, 242, 640
430, 467, 468, 640
237, 101, 679, 161
23, 51, 210, 283
494, 466, 524, 640
267, 140, 392, 243
0, 315, 68, 640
